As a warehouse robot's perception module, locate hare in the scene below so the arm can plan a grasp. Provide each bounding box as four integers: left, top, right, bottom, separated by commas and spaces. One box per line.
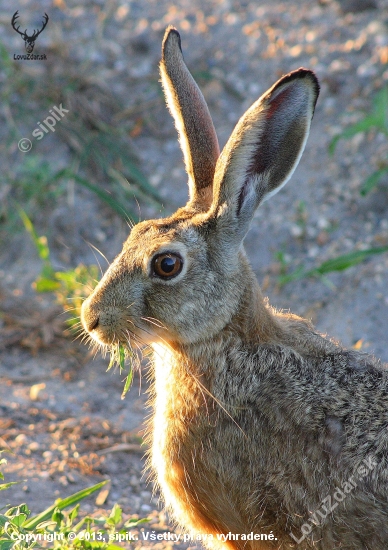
81, 27, 388, 550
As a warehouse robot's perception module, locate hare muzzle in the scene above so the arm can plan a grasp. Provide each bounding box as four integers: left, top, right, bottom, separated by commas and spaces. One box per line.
81, 262, 148, 347
81, 297, 120, 346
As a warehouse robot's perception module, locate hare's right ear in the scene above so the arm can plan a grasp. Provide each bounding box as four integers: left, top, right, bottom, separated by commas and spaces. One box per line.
160, 27, 220, 211
210, 69, 319, 242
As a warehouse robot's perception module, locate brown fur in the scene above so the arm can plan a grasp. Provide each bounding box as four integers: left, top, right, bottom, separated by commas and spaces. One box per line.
81, 27, 388, 549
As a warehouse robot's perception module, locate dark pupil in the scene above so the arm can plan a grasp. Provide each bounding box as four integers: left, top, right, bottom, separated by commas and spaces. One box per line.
161, 256, 175, 273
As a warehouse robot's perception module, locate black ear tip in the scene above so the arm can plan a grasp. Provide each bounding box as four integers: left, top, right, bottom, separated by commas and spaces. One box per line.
162, 26, 182, 54
271, 68, 320, 111
292, 68, 320, 103
283, 68, 320, 92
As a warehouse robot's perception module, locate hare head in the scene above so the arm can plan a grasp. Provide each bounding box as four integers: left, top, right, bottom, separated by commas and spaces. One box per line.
81, 26, 319, 353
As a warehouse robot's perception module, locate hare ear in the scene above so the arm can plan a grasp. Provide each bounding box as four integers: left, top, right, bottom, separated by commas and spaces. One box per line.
160, 27, 220, 211
210, 69, 319, 239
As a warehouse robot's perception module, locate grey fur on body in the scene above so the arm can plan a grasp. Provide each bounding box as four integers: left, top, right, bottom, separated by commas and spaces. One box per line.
81, 26, 388, 550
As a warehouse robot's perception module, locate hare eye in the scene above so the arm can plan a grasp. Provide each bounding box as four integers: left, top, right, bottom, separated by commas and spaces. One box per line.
152, 253, 183, 279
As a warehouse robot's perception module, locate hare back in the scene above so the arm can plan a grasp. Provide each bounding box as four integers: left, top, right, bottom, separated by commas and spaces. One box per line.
148, 332, 388, 549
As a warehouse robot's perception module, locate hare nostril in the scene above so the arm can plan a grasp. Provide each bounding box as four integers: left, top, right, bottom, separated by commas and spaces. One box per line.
88, 317, 99, 331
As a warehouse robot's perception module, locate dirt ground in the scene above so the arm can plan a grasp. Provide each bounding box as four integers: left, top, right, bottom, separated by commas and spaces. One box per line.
1, 0, 388, 547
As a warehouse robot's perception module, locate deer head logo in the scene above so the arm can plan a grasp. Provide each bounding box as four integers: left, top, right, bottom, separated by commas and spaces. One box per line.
11, 11, 49, 54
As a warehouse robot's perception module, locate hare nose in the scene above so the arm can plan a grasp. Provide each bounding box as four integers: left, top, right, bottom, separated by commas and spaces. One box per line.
87, 317, 99, 332
81, 299, 100, 333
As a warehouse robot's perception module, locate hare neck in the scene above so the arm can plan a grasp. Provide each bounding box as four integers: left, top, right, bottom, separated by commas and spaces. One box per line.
227, 273, 280, 345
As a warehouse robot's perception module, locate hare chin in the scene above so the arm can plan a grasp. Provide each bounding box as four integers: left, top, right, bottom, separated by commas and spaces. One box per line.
90, 330, 153, 349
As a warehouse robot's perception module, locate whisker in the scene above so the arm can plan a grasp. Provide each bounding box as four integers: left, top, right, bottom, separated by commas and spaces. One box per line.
85, 240, 110, 276
183, 362, 246, 437
141, 316, 167, 330
133, 196, 142, 224
57, 309, 80, 318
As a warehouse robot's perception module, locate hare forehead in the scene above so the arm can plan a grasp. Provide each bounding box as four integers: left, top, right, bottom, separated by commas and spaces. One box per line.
125, 220, 204, 254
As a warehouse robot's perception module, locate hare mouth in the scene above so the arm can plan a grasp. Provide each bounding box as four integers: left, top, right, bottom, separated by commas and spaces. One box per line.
114, 318, 167, 349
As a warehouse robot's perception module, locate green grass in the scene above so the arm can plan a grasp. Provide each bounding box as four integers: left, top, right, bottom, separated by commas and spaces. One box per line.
20, 211, 136, 398
0, 451, 148, 550
277, 246, 388, 287
107, 343, 136, 400
0, 36, 161, 236
19, 209, 98, 324
330, 86, 388, 195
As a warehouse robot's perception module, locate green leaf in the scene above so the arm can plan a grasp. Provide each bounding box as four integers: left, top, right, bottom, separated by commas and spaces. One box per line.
9, 514, 27, 527
35, 236, 50, 262
34, 520, 56, 530
123, 517, 149, 528
107, 505, 122, 527
23, 481, 109, 530
5, 504, 29, 518
0, 482, 20, 492
0, 541, 15, 550
68, 504, 80, 523
0, 514, 10, 526
34, 277, 61, 293
52, 507, 64, 525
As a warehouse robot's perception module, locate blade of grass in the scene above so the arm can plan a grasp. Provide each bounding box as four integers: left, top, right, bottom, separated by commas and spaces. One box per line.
0, 481, 21, 491
279, 247, 388, 286
360, 167, 388, 196
329, 87, 388, 154
23, 481, 109, 530
329, 114, 379, 154
54, 169, 131, 220
93, 134, 160, 202
108, 167, 159, 206
371, 87, 388, 133
306, 247, 388, 276
18, 209, 50, 262
277, 266, 305, 286
77, 132, 160, 203
121, 366, 133, 400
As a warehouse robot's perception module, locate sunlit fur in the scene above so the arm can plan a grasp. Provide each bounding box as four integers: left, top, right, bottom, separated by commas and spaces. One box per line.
81, 27, 388, 550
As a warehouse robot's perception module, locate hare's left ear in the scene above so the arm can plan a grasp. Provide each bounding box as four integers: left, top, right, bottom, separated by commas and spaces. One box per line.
160, 27, 220, 211
210, 69, 319, 240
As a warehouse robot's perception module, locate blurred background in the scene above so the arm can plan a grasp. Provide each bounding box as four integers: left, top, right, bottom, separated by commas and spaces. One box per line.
0, 0, 387, 545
